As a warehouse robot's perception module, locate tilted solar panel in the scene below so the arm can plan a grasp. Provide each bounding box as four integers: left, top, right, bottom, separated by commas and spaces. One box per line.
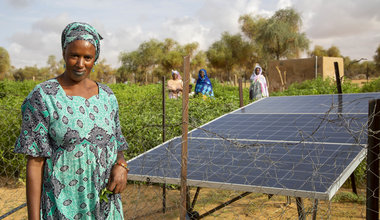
127, 92, 378, 200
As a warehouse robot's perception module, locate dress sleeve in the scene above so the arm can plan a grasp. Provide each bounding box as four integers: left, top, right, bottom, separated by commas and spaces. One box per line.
14, 87, 53, 157
113, 96, 128, 151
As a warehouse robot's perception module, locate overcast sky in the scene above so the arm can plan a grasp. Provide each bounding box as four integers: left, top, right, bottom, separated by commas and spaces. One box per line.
1, 0, 379, 69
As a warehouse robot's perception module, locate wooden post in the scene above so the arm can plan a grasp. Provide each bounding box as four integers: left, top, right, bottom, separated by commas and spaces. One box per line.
367, 99, 380, 220
162, 76, 166, 143
180, 55, 190, 220
162, 76, 167, 213
238, 78, 243, 108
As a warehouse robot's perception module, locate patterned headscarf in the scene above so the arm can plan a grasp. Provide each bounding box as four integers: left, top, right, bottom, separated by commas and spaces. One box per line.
61, 22, 103, 62
250, 64, 263, 82
171, 70, 182, 80
195, 69, 214, 97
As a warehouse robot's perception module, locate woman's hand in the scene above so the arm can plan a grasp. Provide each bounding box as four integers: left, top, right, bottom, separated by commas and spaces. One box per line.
107, 164, 128, 194
107, 152, 128, 194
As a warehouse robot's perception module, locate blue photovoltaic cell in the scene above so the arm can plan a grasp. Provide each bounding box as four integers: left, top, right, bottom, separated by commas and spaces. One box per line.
189, 113, 368, 144
127, 137, 364, 199
234, 93, 380, 114
127, 93, 379, 199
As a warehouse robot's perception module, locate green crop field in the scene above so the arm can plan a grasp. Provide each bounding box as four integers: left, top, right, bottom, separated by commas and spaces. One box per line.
1, 76, 379, 184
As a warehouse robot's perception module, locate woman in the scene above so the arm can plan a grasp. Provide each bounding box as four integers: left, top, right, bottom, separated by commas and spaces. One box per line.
195, 69, 214, 98
249, 64, 269, 100
167, 70, 183, 99
14, 22, 128, 219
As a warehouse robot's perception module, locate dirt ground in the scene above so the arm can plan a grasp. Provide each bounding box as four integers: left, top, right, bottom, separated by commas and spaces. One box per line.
0, 180, 367, 220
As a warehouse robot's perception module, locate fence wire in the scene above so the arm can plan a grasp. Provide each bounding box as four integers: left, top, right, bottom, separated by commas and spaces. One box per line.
0, 80, 377, 219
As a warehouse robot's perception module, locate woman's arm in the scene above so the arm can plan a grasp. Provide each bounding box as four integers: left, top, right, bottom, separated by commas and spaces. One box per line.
26, 156, 45, 220
107, 151, 128, 194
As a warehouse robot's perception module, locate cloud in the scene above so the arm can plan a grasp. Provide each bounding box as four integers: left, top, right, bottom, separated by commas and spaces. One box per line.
3, 0, 380, 68
280, 0, 380, 59
198, 0, 260, 35
7, 14, 72, 67
160, 16, 210, 50
32, 14, 71, 33
6, 0, 33, 8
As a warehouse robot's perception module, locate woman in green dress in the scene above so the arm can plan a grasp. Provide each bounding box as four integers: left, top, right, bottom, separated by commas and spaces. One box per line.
14, 22, 129, 219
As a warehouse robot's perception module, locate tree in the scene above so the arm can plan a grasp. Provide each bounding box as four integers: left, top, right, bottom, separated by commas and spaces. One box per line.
47, 55, 58, 76
137, 39, 164, 84
374, 44, 380, 72
119, 50, 140, 83
240, 8, 310, 61
191, 51, 207, 79
207, 32, 253, 81
91, 59, 115, 83
0, 47, 10, 80
13, 66, 40, 81
309, 45, 327, 57
326, 45, 341, 57
119, 38, 202, 84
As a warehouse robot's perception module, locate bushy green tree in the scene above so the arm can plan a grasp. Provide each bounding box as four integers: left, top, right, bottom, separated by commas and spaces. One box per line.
374, 44, 380, 72
326, 45, 342, 57
0, 47, 11, 80
119, 38, 203, 84
207, 32, 253, 81
240, 8, 309, 61
92, 59, 115, 83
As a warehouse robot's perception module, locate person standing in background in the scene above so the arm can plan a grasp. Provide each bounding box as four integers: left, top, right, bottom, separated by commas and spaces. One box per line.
195, 69, 214, 98
249, 64, 269, 100
167, 70, 183, 99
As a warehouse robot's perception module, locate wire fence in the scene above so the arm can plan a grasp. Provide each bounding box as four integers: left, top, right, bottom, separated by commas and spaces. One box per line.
0, 79, 378, 220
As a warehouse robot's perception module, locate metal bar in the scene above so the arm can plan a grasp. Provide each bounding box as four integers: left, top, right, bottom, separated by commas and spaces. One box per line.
198, 192, 252, 219
186, 186, 191, 212
190, 187, 201, 211
0, 203, 27, 220
286, 196, 291, 205
334, 61, 342, 94
350, 174, 357, 195
162, 76, 167, 213
238, 78, 243, 108
366, 99, 380, 220
296, 197, 305, 220
315, 56, 318, 79
312, 199, 318, 220
180, 55, 190, 220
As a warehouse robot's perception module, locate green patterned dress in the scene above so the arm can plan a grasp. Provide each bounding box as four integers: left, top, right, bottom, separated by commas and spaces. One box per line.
14, 79, 128, 219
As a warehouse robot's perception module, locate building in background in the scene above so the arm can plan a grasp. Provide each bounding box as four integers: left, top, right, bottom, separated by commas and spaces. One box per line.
267, 57, 344, 92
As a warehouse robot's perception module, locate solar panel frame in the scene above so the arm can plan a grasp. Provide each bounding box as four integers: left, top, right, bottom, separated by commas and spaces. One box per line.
127, 137, 366, 200
127, 92, 379, 200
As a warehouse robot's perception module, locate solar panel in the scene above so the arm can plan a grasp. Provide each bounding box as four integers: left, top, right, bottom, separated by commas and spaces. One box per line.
127, 92, 379, 200
189, 113, 368, 144
234, 93, 380, 114
128, 137, 364, 200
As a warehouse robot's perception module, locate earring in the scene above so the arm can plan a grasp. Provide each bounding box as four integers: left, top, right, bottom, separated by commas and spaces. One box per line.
63, 64, 66, 69
92, 69, 95, 72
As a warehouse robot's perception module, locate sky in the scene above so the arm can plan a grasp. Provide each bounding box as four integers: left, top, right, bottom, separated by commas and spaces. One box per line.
0, 0, 379, 69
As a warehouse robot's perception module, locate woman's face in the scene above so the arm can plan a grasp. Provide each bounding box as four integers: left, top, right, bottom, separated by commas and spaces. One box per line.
172, 73, 178, 80
63, 40, 96, 82
255, 68, 260, 74
200, 71, 205, 78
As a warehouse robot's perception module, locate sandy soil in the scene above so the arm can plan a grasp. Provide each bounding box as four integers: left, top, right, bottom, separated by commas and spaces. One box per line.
0, 181, 366, 220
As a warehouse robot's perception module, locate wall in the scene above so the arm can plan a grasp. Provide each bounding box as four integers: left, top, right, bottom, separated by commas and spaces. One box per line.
266, 57, 344, 92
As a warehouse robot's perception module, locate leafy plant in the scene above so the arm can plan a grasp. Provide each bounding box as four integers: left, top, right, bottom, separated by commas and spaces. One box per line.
332, 191, 365, 204
99, 188, 113, 203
